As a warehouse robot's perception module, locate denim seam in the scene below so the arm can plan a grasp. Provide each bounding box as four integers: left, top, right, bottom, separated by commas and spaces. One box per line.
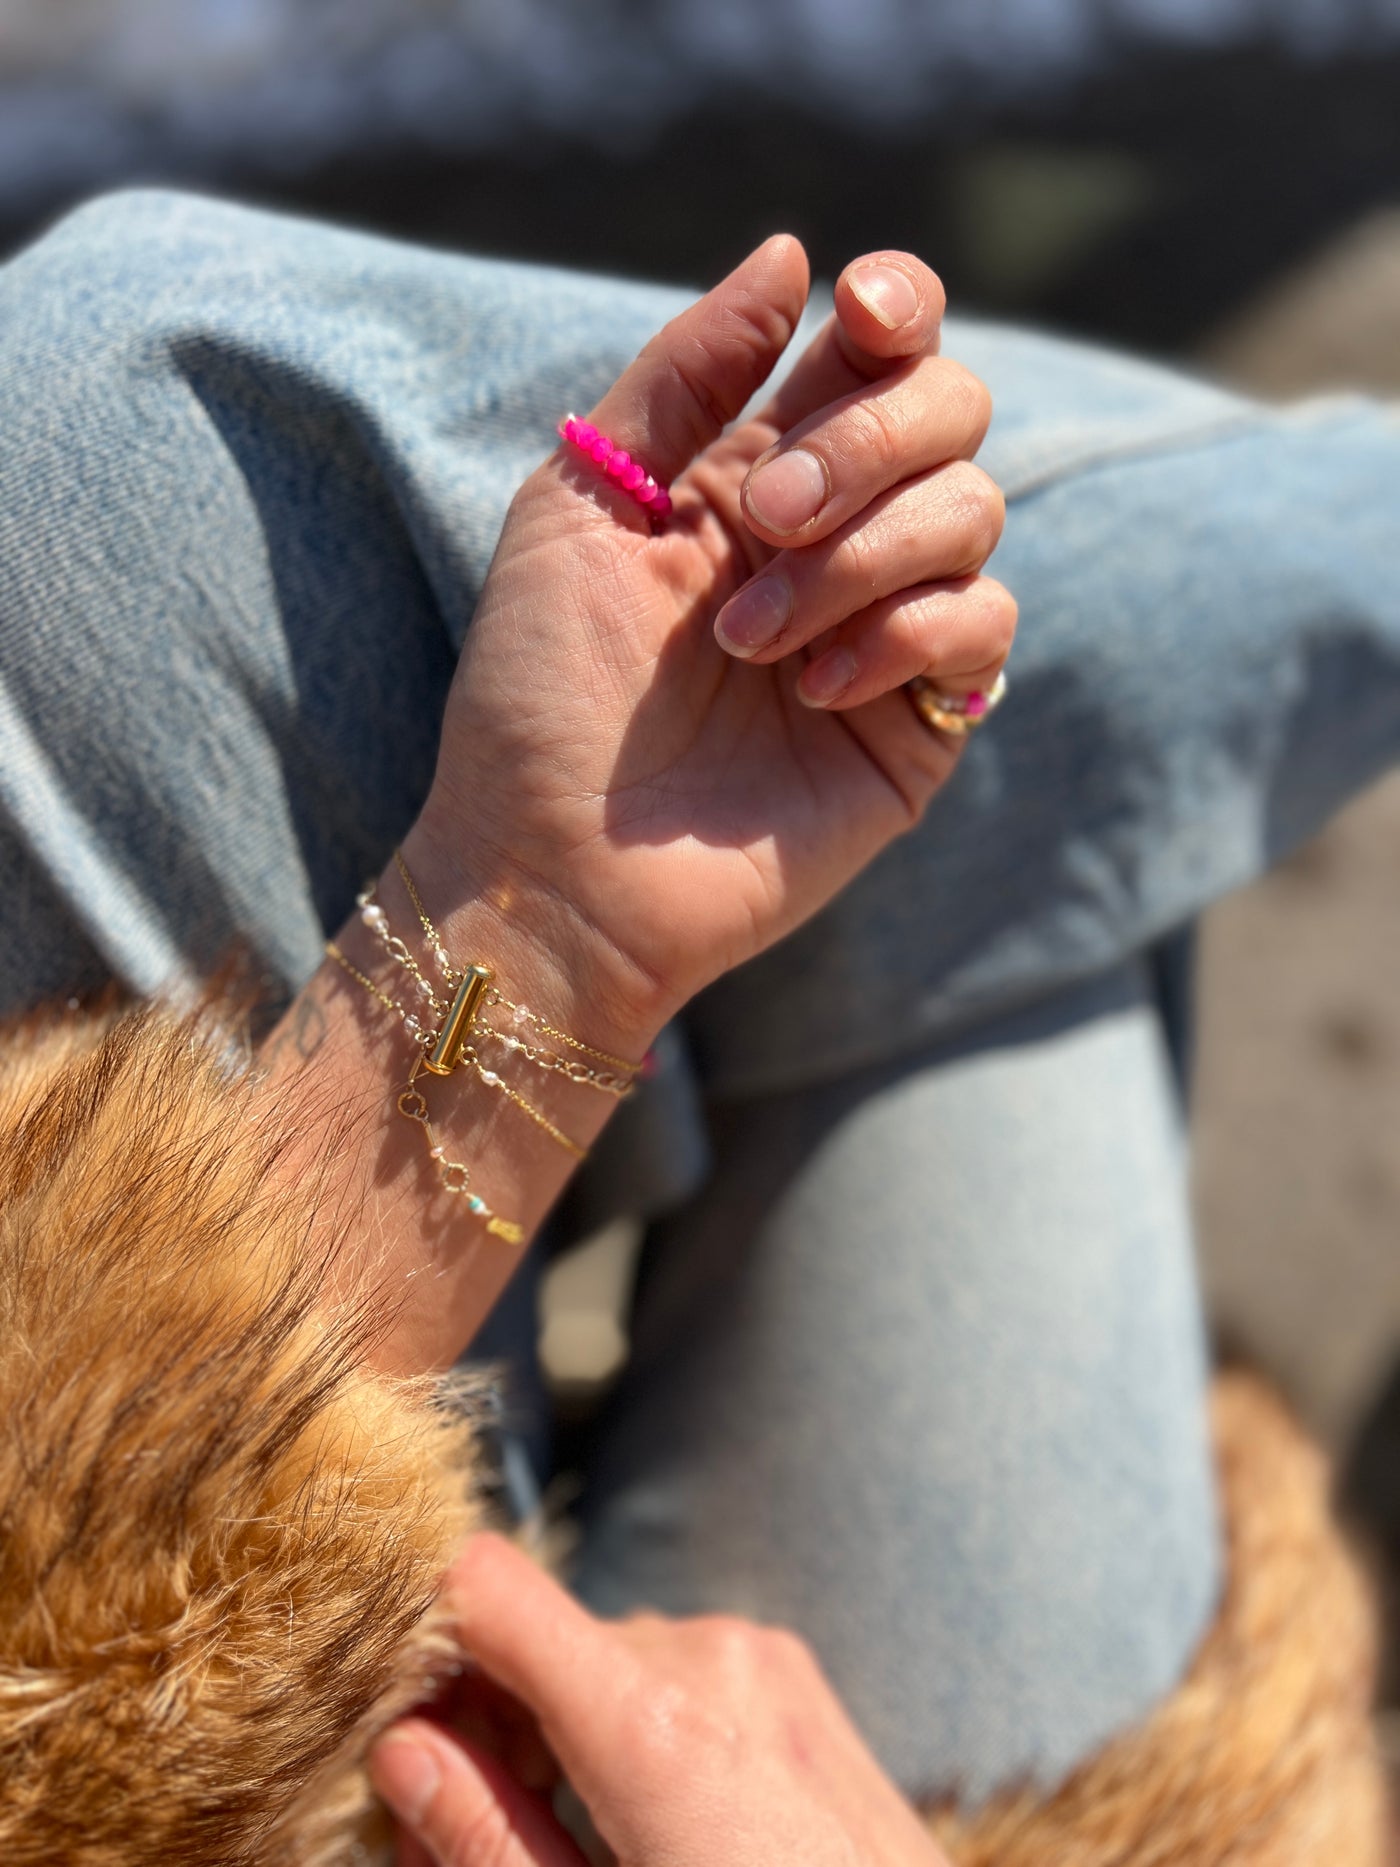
1000, 408, 1267, 505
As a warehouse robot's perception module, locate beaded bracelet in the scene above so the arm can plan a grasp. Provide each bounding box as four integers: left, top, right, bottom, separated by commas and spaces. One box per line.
325, 854, 645, 1238
325, 933, 526, 1241
383, 853, 641, 1090
326, 938, 589, 1162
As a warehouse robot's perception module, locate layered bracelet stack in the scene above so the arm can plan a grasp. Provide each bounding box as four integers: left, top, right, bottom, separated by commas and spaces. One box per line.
326, 851, 642, 1245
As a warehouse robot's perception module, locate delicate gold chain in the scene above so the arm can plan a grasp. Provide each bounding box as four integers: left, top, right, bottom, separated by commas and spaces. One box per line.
326, 941, 433, 1043
356, 888, 446, 1015
332, 852, 646, 1178
480, 1025, 635, 1097
390, 850, 643, 1078
484, 987, 639, 1074
326, 940, 395, 1014
326, 948, 525, 1242
397, 1055, 525, 1244
328, 938, 589, 1160
459, 1047, 589, 1159
394, 850, 458, 983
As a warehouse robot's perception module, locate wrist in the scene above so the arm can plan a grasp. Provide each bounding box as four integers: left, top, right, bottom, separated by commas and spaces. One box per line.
399, 805, 679, 1069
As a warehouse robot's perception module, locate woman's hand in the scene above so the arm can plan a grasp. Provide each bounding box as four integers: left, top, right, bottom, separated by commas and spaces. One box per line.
369, 1533, 953, 1867
411, 237, 1013, 1041
261, 240, 1011, 1374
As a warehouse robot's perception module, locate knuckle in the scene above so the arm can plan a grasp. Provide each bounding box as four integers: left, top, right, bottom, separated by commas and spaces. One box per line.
936, 357, 993, 444
942, 461, 1005, 562
846, 393, 907, 474
980, 579, 1019, 662
758, 1623, 819, 1675
658, 290, 795, 451
616, 1675, 712, 1768
660, 336, 733, 450
835, 522, 881, 597
894, 594, 944, 662
696, 1613, 766, 1673
613, 1688, 669, 1765
728, 284, 805, 366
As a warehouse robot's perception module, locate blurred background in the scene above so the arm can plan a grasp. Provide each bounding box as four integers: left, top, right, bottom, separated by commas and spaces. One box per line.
6, 0, 1400, 1726
4, 0, 1400, 360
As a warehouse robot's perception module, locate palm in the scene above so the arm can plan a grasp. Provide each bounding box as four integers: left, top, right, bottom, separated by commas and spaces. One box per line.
427, 235, 995, 1011
443, 423, 930, 998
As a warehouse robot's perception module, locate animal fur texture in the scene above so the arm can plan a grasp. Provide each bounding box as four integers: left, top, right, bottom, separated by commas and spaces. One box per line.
0, 998, 1388, 1863
927, 1381, 1389, 1864
0, 999, 479, 1864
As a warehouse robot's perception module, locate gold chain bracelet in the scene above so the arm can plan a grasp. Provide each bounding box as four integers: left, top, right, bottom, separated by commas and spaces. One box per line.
326, 940, 589, 1161
323, 942, 526, 1241
478, 1025, 636, 1098
397, 1054, 525, 1244
392, 852, 641, 1077
329, 853, 650, 1196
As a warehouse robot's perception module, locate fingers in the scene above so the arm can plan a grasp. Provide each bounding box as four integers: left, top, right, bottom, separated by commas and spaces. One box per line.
708, 249, 1008, 725
370, 1720, 587, 1867
756, 251, 946, 431
713, 460, 1005, 663
441, 1534, 639, 1783
794, 576, 1016, 712
740, 354, 991, 545
578, 234, 809, 494
722, 251, 983, 555
433, 1664, 560, 1794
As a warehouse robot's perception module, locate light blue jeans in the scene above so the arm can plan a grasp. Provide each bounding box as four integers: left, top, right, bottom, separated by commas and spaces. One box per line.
2, 191, 1398, 1805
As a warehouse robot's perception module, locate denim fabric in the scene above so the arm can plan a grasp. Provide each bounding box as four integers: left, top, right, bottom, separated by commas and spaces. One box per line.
1, 190, 1396, 1800
574, 963, 1209, 1802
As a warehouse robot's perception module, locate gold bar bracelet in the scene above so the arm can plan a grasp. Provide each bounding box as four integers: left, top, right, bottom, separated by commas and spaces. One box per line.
423, 964, 494, 1076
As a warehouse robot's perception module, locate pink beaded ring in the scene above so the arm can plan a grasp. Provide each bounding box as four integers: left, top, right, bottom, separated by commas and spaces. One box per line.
558, 415, 673, 521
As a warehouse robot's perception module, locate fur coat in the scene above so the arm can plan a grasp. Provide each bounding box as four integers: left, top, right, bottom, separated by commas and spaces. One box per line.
0, 1001, 1388, 1863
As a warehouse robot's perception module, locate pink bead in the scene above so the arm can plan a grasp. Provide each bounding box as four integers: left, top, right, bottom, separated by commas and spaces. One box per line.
559, 414, 672, 523
965, 692, 988, 718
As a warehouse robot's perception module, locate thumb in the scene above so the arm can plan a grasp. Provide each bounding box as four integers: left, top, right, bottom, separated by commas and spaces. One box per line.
441, 1534, 639, 1788
575, 232, 809, 494
370, 1720, 587, 1867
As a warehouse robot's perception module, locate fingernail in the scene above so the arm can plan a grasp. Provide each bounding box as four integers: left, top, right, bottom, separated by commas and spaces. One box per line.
798, 646, 859, 707
371, 1735, 441, 1826
714, 576, 792, 656
849, 263, 920, 331
745, 449, 828, 534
